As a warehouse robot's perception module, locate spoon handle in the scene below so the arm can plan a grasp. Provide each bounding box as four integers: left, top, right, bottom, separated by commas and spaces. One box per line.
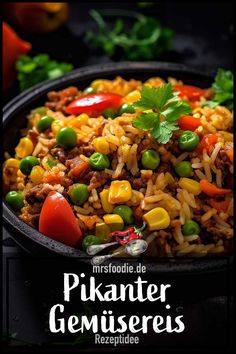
91, 250, 121, 266
87, 241, 118, 255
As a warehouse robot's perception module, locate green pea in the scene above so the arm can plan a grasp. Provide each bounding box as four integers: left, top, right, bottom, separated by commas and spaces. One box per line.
5, 191, 24, 211
69, 184, 89, 206
84, 86, 96, 94
56, 127, 77, 149
141, 149, 160, 170
182, 220, 201, 236
32, 106, 48, 116
175, 161, 193, 177
37, 115, 54, 133
19, 156, 39, 175
82, 235, 102, 250
179, 131, 200, 151
119, 103, 135, 115
113, 205, 134, 225
89, 152, 110, 170
103, 108, 118, 119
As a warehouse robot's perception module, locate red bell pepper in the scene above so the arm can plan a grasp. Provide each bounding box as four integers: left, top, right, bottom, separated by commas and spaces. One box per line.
200, 179, 231, 197
174, 84, 206, 101
3, 22, 31, 90
65, 93, 123, 116
39, 191, 82, 247
198, 133, 221, 154
178, 115, 202, 131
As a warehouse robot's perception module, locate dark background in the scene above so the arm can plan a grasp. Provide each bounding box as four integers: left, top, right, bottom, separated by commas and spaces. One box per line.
2, 2, 234, 353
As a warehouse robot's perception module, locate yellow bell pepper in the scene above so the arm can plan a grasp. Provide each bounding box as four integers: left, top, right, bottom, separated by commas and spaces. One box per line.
103, 214, 124, 231
143, 207, 170, 231
15, 137, 34, 158
95, 222, 111, 242
108, 180, 132, 204
100, 189, 114, 213
29, 166, 45, 184
93, 137, 110, 155
125, 90, 141, 103
51, 119, 64, 135
179, 177, 201, 195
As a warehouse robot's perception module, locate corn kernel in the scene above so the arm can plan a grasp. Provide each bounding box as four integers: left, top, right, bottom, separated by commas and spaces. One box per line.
68, 113, 89, 128
143, 207, 170, 231
29, 166, 45, 184
179, 177, 201, 195
108, 180, 132, 204
95, 222, 111, 242
165, 172, 175, 184
51, 119, 64, 135
5, 158, 19, 169
193, 107, 202, 114
15, 137, 34, 158
93, 137, 110, 155
125, 90, 141, 103
219, 131, 233, 142
100, 189, 114, 212
103, 214, 124, 231
91, 79, 109, 90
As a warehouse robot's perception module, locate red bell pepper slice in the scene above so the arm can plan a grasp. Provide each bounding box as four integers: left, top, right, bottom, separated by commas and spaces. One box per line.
200, 179, 231, 197
3, 22, 31, 90
178, 115, 202, 131
39, 191, 82, 247
174, 84, 206, 101
65, 93, 123, 116
198, 133, 221, 154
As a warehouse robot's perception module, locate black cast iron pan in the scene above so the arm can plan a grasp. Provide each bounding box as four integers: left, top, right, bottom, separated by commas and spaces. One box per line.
3, 62, 232, 274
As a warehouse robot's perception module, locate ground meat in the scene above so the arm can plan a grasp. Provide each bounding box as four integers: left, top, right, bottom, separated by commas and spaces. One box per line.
130, 177, 145, 190
28, 129, 39, 145
46, 87, 81, 113
66, 156, 91, 179
25, 184, 52, 204
133, 206, 143, 221
86, 171, 112, 191
157, 162, 173, 174
215, 148, 233, 187
77, 145, 95, 157
206, 226, 233, 241
50, 147, 80, 164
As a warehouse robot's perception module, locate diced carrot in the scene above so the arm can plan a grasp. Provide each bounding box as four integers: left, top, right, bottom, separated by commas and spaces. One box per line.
208, 199, 231, 213
42, 174, 63, 184
200, 179, 231, 197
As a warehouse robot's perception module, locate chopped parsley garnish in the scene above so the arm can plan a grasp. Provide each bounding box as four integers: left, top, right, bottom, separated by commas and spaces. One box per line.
85, 10, 174, 60
16, 54, 73, 91
132, 83, 192, 144
202, 68, 233, 110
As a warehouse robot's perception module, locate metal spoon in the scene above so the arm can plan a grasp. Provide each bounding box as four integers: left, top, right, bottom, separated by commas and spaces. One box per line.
87, 241, 119, 255
91, 239, 148, 266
